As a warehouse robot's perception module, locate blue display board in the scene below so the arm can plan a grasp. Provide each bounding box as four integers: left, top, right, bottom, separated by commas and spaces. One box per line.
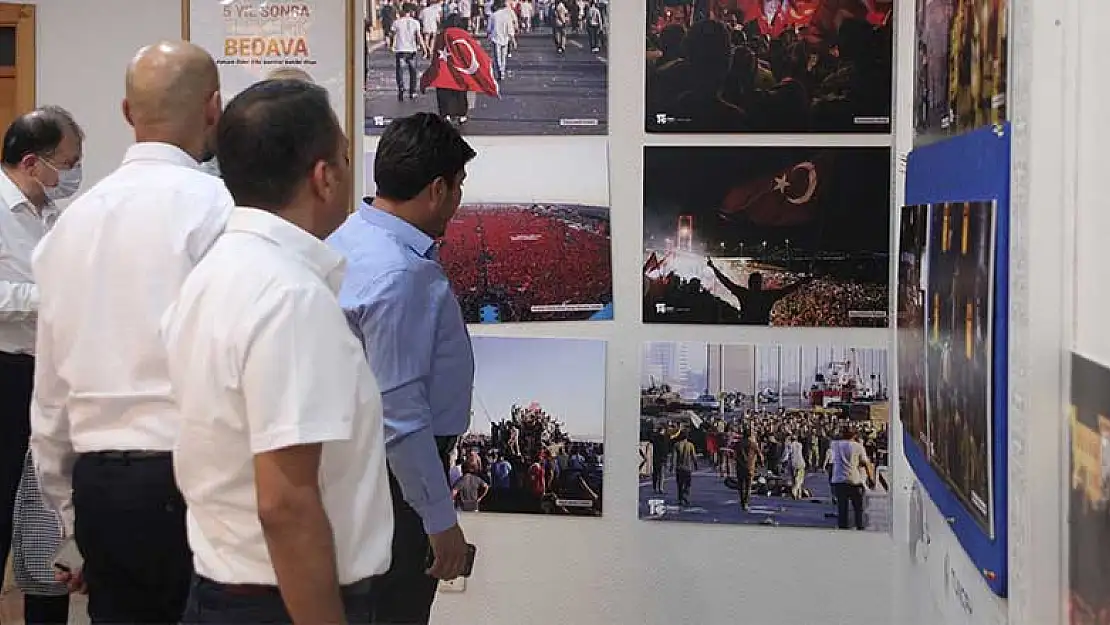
903, 123, 1010, 597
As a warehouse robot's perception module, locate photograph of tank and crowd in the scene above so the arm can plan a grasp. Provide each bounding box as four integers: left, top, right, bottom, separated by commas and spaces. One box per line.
642, 146, 890, 327
1068, 353, 1110, 625
439, 203, 612, 323
452, 336, 606, 517
364, 0, 608, 135
898, 204, 928, 457
645, 0, 893, 134
639, 342, 891, 530
907, 201, 996, 533
913, 0, 1007, 146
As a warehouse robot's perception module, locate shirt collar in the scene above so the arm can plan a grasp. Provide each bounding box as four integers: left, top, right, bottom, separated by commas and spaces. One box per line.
224, 207, 347, 294
0, 168, 55, 215
357, 199, 437, 258
121, 142, 201, 169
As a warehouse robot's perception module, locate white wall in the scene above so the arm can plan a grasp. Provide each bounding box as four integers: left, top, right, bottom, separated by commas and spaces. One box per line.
32, 2, 909, 624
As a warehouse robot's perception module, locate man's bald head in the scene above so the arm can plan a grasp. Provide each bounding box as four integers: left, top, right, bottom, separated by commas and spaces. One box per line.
123, 41, 221, 157
265, 67, 315, 84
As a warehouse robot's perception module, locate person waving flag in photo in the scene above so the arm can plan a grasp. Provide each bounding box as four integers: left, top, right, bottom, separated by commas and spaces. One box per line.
420, 17, 500, 125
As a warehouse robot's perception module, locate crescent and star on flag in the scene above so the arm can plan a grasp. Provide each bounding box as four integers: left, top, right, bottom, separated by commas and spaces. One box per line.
437, 36, 480, 75
772, 161, 818, 205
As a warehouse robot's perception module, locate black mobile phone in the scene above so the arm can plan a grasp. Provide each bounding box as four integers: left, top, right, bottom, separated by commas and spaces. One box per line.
426, 543, 478, 578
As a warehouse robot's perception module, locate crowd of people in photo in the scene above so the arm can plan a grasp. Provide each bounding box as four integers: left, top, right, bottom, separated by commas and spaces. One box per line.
645, 0, 892, 132
452, 404, 603, 516
441, 205, 612, 322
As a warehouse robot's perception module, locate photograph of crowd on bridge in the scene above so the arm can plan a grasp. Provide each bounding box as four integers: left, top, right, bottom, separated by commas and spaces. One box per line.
639, 342, 891, 530
455, 336, 606, 517
441, 203, 612, 323
898, 204, 929, 454
1068, 353, 1110, 625
913, 0, 1008, 146
645, 0, 893, 134
922, 201, 995, 533
364, 0, 608, 135
642, 146, 890, 327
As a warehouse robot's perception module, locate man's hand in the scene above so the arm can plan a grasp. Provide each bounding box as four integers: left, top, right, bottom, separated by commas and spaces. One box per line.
54, 567, 87, 594
426, 524, 469, 581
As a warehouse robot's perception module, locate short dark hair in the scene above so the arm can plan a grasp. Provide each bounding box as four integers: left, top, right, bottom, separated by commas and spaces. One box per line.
217, 79, 341, 210
1, 105, 84, 166
374, 113, 476, 202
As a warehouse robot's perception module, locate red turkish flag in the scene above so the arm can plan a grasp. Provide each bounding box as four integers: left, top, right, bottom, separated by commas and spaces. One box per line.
419, 28, 501, 98
720, 158, 823, 227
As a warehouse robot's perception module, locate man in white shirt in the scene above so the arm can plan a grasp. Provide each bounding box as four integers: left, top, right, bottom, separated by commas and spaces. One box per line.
166, 78, 393, 624
829, 426, 876, 530
488, 0, 517, 81
783, 435, 806, 500
0, 106, 84, 625
30, 41, 232, 623
420, 0, 443, 56
393, 3, 425, 101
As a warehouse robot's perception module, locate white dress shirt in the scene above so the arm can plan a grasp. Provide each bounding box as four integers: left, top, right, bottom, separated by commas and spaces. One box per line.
0, 171, 57, 354
162, 207, 393, 585
30, 142, 233, 529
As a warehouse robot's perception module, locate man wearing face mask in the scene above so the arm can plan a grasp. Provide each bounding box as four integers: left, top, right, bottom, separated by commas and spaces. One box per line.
0, 105, 83, 625
30, 41, 233, 624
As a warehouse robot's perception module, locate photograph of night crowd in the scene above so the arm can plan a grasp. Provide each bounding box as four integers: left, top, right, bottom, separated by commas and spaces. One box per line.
923, 201, 995, 533
642, 146, 890, 327
913, 0, 1007, 146
364, 0, 608, 135
1069, 353, 1110, 625
645, 0, 893, 133
898, 205, 929, 454
440, 203, 612, 323
456, 336, 606, 517
639, 342, 891, 530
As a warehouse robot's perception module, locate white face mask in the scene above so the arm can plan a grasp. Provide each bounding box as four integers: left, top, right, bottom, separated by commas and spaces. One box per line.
39, 159, 83, 202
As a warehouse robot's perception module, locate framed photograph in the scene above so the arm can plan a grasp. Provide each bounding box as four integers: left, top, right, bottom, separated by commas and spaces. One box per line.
913, 0, 1008, 146
456, 336, 606, 516
181, 0, 358, 163
639, 341, 891, 530
363, 0, 608, 136
645, 0, 893, 134
897, 205, 929, 475
1069, 353, 1110, 625
643, 145, 890, 327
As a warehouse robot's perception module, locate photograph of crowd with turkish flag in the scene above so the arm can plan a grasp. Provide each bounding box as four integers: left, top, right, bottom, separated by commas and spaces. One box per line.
645, 0, 893, 133
642, 146, 890, 327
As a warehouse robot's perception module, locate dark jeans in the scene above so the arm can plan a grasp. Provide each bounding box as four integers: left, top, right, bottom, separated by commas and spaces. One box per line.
675, 469, 692, 504
586, 24, 601, 49
833, 482, 866, 530
395, 52, 417, 94
0, 352, 33, 592
370, 436, 455, 625
650, 462, 664, 491
73, 451, 193, 624
736, 471, 753, 509
24, 594, 71, 625
181, 575, 374, 624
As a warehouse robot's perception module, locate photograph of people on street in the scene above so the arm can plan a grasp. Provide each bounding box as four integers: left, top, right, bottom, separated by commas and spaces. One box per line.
454, 336, 606, 517
923, 201, 995, 533
645, 0, 893, 133
643, 146, 890, 327
364, 0, 608, 135
639, 342, 891, 531
898, 204, 929, 454
914, 0, 1007, 146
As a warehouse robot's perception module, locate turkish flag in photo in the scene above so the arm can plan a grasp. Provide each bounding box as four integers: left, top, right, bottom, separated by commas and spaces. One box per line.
719, 155, 828, 227
420, 27, 501, 98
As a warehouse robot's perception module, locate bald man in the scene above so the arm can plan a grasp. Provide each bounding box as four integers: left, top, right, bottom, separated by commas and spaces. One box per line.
31, 41, 234, 624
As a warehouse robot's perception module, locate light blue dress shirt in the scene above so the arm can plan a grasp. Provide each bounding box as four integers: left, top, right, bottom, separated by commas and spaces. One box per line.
327, 201, 474, 535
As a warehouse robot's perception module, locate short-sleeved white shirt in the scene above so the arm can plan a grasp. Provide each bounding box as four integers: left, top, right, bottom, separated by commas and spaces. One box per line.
393, 16, 422, 53
830, 439, 870, 486
162, 207, 393, 585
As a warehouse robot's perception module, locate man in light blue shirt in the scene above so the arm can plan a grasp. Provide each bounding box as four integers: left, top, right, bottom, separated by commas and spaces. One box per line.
327, 112, 476, 625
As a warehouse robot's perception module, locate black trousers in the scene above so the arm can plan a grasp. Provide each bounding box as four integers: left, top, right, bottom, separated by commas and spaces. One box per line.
833, 482, 866, 530
24, 594, 71, 625
395, 52, 417, 94
675, 469, 692, 504
0, 352, 33, 591
370, 437, 455, 625
650, 462, 664, 491
182, 574, 374, 624
736, 470, 753, 509
72, 451, 193, 624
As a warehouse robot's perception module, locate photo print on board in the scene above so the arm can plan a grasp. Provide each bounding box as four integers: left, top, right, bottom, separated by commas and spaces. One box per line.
639, 342, 891, 530
364, 0, 608, 135
1068, 353, 1110, 625
642, 146, 890, 328
913, 0, 1008, 146
645, 0, 893, 133
923, 201, 995, 533
456, 336, 606, 517
898, 205, 929, 458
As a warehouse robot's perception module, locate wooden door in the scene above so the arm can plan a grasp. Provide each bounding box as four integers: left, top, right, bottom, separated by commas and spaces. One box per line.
0, 3, 34, 133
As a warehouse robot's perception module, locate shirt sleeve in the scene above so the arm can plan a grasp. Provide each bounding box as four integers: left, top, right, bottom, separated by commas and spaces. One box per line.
0, 280, 38, 321
239, 286, 358, 454
29, 303, 76, 534
353, 268, 457, 535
